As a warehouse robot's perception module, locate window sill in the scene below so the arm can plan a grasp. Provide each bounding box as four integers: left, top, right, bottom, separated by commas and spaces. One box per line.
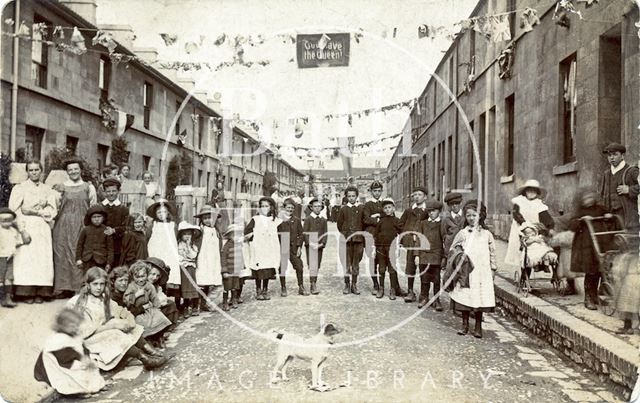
464, 183, 473, 190
500, 174, 514, 184
553, 161, 578, 176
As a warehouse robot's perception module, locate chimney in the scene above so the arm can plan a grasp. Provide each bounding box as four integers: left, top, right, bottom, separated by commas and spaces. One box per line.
207, 92, 222, 111
194, 90, 208, 104
134, 47, 158, 64
98, 24, 135, 49
59, 0, 97, 25
177, 77, 195, 93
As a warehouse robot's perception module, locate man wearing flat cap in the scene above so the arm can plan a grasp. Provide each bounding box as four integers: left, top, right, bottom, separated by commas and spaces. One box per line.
599, 142, 639, 231
362, 180, 384, 295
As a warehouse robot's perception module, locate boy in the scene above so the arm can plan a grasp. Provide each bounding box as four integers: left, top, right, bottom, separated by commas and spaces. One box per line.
417, 200, 446, 311
303, 198, 328, 295
101, 178, 130, 266
278, 198, 307, 296
0, 208, 31, 307
599, 142, 640, 231
76, 206, 114, 271
220, 224, 243, 310
374, 198, 403, 300
362, 180, 384, 295
337, 186, 364, 295
398, 186, 429, 302
442, 192, 465, 254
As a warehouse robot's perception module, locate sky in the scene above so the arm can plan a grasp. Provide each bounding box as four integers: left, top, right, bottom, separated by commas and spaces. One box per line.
97, 0, 478, 171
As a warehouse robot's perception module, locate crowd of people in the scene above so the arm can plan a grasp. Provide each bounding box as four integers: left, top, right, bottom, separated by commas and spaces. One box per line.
0, 141, 637, 397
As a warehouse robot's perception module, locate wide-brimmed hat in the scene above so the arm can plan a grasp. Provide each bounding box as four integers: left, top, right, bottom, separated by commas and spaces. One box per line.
0, 207, 16, 220
381, 197, 395, 207
369, 180, 383, 191
146, 199, 176, 218
177, 221, 202, 239
602, 142, 626, 154
425, 200, 444, 211
84, 205, 108, 226
102, 177, 122, 190
222, 223, 243, 237
518, 179, 546, 199
144, 257, 170, 286
194, 204, 220, 219
444, 192, 463, 205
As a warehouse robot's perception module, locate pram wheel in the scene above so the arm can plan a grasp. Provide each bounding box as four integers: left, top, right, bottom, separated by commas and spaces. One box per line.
514, 270, 529, 297
598, 280, 616, 316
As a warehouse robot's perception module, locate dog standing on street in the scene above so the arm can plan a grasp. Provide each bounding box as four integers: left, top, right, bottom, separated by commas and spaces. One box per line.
270, 323, 340, 389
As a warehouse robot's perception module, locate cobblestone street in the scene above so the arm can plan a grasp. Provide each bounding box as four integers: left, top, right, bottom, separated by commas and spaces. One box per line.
65, 224, 623, 403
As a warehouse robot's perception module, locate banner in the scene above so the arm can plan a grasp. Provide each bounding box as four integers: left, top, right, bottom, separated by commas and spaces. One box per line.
296, 33, 350, 68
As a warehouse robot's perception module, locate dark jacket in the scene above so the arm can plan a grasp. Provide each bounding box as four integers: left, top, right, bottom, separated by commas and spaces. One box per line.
362, 199, 383, 236
442, 211, 465, 253
569, 204, 619, 275
120, 229, 148, 266
398, 206, 429, 247
303, 214, 328, 248
102, 203, 129, 244
418, 219, 446, 265
76, 224, 114, 266
278, 215, 304, 251
375, 215, 402, 246
221, 238, 244, 275
337, 204, 364, 243
599, 164, 640, 230
443, 249, 474, 291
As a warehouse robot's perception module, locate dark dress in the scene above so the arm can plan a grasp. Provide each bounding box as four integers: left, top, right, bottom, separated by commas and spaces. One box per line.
120, 230, 149, 266
568, 204, 618, 275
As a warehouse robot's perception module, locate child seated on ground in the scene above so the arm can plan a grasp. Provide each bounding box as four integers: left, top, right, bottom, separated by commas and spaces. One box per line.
146, 257, 179, 327
520, 222, 557, 269
34, 308, 107, 396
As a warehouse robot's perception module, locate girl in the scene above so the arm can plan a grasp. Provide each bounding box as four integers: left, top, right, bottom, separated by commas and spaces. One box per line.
569, 188, 619, 310
505, 179, 555, 267
146, 257, 179, 326
34, 308, 106, 396
142, 171, 158, 210
66, 267, 168, 371
124, 261, 172, 339
245, 197, 281, 300
147, 200, 182, 312
194, 205, 223, 307
448, 200, 497, 339
177, 221, 202, 316
53, 158, 97, 297
120, 213, 149, 266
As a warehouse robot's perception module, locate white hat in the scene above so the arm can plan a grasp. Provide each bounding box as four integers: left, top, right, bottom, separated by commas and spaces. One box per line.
177, 221, 202, 239
518, 179, 546, 199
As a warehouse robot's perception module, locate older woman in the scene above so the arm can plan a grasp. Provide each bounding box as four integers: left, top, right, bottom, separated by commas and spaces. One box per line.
8, 160, 58, 303
53, 159, 97, 296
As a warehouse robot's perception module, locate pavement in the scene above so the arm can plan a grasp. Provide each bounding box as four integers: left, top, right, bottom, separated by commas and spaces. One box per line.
0, 223, 636, 402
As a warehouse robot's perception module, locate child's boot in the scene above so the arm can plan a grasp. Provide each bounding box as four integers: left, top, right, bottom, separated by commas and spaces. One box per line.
457, 311, 470, 335
473, 312, 483, 339
230, 291, 239, 309
616, 319, 634, 335
343, 276, 350, 294
376, 278, 384, 299
1, 285, 16, 308
222, 292, 230, 311
351, 274, 360, 295
371, 277, 379, 296
310, 277, 319, 295
280, 277, 287, 297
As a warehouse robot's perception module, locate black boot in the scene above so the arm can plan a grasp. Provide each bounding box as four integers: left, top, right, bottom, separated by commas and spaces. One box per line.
230, 291, 239, 309
457, 311, 469, 335
371, 277, 379, 296
351, 275, 360, 295
310, 278, 319, 295
280, 277, 287, 297
473, 312, 483, 338
434, 298, 443, 312
139, 352, 169, 370
222, 292, 230, 311
343, 277, 351, 294
616, 319, 634, 335
298, 283, 309, 296
141, 342, 164, 357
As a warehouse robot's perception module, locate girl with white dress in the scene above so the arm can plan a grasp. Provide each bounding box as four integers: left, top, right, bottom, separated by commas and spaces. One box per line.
194, 205, 223, 303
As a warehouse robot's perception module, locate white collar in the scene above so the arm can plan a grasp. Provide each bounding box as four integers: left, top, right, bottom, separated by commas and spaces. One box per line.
310, 212, 321, 219
412, 203, 426, 209
346, 202, 359, 208
428, 217, 441, 223
611, 160, 627, 175
451, 211, 461, 218
102, 198, 122, 207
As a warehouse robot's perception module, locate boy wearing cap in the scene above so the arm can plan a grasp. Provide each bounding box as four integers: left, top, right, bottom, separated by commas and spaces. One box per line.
362, 180, 384, 295
278, 198, 307, 296
398, 186, 430, 302
0, 208, 31, 307
101, 178, 130, 266
337, 186, 365, 294
76, 206, 114, 271
303, 198, 328, 295
417, 200, 446, 311
599, 142, 640, 231
443, 193, 465, 254
375, 199, 403, 299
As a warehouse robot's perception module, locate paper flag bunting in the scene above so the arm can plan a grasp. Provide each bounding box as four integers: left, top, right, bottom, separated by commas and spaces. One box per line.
185, 41, 199, 54
68, 27, 87, 55
92, 31, 117, 53
17, 21, 30, 37
53, 25, 64, 39
576, 0, 598, 6
491, 15, 511, 43
4, 18, 14, 26
159, 33, 178, 46
520, 8, 540, 32
214, 33, 226, 46
32, 22, 47, 38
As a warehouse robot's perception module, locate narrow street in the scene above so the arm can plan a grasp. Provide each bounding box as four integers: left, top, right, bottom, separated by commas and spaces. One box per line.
68, 224, 622, 403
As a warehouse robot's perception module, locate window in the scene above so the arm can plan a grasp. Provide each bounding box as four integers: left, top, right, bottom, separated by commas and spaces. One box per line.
142, 155, 151, 172
206, 172, 211, 193
448, 57, 454, 93
97, 144, 110, 172
198, 116, 204, 150
448, 135, 453, 189
66, 135, 79, 154
422, 154, 427, 188
469, 29, 475, 61
143, 82, 153, 129
25, 126, 44, 160
198, 169, 203, 187
505, 94, 515, 175
175, 100, 182, 137
559, 54, 577, 163
432, 147, 436, 192
31, 15, 49, 89
468, 120, 474, 185
99, 56, 110, 101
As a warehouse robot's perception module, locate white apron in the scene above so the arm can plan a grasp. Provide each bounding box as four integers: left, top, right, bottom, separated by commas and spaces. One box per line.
147, 221, 181, 285
196, 226, 223, 286
505, 195, 549, 266
247, 215, 282, 270
13, 215, 54, 286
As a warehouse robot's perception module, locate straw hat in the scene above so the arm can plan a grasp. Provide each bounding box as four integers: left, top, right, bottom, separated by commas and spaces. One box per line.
177, 221, 202, 239
517, 179, 546, 199
194, 204, 220, 219
144, 257, 170, 286
146, 198, 176, 218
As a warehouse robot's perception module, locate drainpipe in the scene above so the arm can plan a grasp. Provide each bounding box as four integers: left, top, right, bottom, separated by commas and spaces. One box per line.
10, 0, 20, 159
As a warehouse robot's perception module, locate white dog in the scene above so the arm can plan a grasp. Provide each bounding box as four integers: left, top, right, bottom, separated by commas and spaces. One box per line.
270, 323, 340, 389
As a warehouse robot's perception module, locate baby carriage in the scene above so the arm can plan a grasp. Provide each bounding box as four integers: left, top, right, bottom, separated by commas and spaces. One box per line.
514, 222, 560, 296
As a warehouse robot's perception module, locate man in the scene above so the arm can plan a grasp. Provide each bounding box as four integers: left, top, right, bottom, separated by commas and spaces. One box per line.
599, 142, 640, 231
399, 186, 430, 303
362, 180, 384, 295
101, 178, 129, 267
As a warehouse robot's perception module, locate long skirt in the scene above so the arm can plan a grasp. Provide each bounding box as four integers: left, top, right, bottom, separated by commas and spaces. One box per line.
83, 325, 144, 371
135, 308, 172, 338
14, 215, 54, 295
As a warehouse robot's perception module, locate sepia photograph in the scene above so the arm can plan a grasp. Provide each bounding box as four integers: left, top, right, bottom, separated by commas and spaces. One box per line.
0, 0, 639, 402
